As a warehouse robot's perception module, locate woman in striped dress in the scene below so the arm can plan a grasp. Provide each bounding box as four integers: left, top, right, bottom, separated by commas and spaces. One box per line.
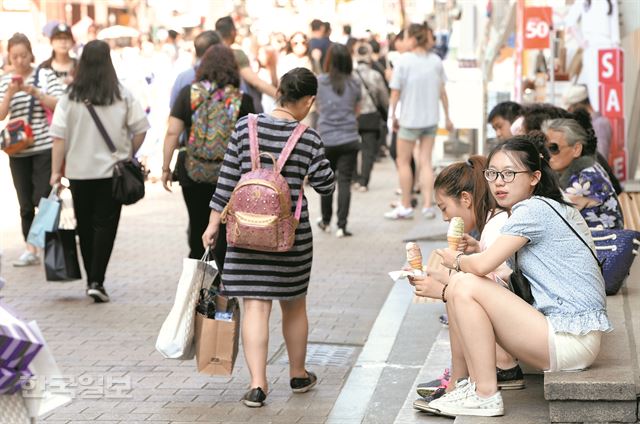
203, 67, 335, 407
0, 33, 63, 266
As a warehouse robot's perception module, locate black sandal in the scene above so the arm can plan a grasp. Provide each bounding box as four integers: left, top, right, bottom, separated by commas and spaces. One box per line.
290, 370, 318, 393
242, 387, 266, 407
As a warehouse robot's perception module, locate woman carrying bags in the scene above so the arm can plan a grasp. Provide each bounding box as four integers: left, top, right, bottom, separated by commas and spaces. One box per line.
50, 40, 150, 303
202, 68, 335, 408
0, 33, 63, 267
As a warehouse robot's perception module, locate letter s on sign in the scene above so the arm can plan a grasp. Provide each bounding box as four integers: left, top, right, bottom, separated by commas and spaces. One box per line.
601, 52, 614, 79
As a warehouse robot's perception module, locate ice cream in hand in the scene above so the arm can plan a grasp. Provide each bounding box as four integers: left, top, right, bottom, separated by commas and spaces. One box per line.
447, 217, 465, 250
406, 242, 423, 271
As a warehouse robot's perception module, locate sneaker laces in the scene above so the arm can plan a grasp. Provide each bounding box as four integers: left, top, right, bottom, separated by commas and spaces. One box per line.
439, 378, 472, 402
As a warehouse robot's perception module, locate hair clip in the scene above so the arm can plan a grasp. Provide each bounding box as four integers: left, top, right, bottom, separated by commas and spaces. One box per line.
465, 158, 473, 168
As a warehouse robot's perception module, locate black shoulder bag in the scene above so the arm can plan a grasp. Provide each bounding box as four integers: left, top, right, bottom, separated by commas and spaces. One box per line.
354, 68, 388, 131
508, 251, 534, 305
84, 100, 145, 205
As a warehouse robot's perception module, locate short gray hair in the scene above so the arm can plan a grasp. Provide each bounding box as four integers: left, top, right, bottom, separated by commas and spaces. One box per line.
541, 118, 588, 148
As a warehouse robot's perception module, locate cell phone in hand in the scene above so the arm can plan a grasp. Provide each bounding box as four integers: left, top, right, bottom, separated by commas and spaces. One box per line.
11, 75, 23, 85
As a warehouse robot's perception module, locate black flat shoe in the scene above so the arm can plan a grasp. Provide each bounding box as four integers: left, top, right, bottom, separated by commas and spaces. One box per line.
290, 370, 317, 393
242, 387, 266, 407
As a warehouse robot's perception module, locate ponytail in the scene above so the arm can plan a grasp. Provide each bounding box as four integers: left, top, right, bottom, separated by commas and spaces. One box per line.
434, 155, 499, 235
487, 132, 571, 206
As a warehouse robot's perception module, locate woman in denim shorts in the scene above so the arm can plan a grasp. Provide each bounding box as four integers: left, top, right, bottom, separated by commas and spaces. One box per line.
386, 23, 453, 220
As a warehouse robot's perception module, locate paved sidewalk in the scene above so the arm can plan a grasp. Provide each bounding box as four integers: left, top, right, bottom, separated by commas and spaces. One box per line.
0, 154, 418, 423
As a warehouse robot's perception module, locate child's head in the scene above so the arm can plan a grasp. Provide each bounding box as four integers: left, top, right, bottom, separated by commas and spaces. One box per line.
487, 101, 523, 141
434, 155, 498, 235
486, 132, 568, 209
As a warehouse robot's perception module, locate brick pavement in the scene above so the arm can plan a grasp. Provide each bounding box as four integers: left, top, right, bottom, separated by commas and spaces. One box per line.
0, 153, 417, 423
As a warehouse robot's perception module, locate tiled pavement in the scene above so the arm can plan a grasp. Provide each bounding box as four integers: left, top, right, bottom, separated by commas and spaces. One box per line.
0, 153, 419, 423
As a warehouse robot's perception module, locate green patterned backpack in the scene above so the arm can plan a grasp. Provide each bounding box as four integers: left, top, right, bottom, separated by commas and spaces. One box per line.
185, 81, 242, 184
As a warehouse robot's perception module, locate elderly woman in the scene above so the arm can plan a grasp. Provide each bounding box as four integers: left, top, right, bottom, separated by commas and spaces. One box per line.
542, 117, 623, 229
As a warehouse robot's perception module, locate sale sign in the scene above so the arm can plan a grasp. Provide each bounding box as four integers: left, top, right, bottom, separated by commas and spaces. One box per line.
598, 49, 624, 83
599, 83, 624, 119
523, 7, 552, 49
609, 118, 626, 181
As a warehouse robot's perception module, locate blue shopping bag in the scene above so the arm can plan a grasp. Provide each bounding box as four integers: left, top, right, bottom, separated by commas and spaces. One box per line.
26, 187, 61, 249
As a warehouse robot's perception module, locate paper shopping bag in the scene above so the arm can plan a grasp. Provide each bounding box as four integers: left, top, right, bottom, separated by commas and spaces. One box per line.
0, 309, 44, 371
22, 321, 72, 418
26, 187, 61, 249
194, 299, 240, 376
44, 229, 82, 282
156, 250, 218, 360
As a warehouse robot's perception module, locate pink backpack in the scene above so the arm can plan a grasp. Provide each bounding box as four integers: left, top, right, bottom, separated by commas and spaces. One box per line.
220, 114, 307, 252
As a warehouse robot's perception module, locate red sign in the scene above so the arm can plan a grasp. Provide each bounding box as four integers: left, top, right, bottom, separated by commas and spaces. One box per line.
609, 118, 626, 181
523, 7, 552, 49
599, 83, 624, 119
598, 48, 624, 83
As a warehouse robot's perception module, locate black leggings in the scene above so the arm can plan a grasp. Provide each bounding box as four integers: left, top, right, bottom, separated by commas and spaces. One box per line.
69, 178, 122, 285
9, 151, 52, 241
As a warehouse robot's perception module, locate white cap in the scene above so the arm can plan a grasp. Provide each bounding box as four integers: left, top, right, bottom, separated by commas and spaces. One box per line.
563, 85, 589, 107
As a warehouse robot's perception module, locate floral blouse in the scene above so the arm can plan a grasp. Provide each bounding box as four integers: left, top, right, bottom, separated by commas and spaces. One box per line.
565, 162, 623, 229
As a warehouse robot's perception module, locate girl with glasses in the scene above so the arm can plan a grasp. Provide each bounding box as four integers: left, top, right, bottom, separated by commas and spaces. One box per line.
541, 114, 622, 230
412, 133, 611, 417
410, 156, 524, 413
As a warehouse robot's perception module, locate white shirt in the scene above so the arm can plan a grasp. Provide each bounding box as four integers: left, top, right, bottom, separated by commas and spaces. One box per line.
49, 86, 149, 179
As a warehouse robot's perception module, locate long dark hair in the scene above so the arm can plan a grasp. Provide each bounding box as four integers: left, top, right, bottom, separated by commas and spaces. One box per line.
323, 43, 352, 95
68, 40, 120, 105
434, 155, 501, 235
195, 44, 239, 88
487, 131, 571, 206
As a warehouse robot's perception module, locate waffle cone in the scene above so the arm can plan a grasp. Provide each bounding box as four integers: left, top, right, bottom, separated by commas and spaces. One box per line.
408, 258, 423, 270
448, 236, 462, 251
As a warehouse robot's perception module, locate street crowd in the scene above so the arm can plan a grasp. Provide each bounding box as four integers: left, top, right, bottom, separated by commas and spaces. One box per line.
0, 12, 623, 419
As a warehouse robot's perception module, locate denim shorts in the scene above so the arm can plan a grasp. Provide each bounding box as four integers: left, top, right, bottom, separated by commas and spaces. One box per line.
397, 125, 437, 141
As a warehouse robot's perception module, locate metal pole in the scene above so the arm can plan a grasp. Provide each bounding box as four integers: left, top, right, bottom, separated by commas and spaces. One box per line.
550, 27, 556, 105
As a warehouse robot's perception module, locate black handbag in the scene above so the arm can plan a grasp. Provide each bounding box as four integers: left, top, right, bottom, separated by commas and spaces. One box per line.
84, 100, 145, 205
508, 252, 534, 305
44, 229, 82, 282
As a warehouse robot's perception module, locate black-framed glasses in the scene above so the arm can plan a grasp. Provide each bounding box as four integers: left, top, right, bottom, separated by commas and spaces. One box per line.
547, 143, 568, 155
483, 169, 529, 183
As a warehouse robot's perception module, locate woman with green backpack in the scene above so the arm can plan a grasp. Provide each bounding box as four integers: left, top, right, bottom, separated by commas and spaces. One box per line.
161, 44, 254, 263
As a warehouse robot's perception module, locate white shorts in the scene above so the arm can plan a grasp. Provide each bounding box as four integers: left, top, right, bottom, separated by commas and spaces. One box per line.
545, 317, 602, 372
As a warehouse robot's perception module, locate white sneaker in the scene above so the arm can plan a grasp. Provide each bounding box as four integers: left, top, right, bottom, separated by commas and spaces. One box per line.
384, 205, 414, 220
428, 382, 504, 417
422, 207, 437, 219
316, 217, 331, 233
13, 251, 40, 267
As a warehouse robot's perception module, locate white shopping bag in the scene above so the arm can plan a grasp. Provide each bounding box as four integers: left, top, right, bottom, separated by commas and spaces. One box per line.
155, 250, 218, 360
22, 321, 71, 418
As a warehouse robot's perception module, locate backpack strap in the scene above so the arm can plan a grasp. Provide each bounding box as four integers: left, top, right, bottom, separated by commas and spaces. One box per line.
278, 123, 308, 221
247, 114, 261, 171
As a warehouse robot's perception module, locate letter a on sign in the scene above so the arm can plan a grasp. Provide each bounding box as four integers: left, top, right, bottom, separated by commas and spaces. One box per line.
599, 83, 624, 119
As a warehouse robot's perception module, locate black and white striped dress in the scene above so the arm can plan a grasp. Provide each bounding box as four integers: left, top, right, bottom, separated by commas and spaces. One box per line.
210, 113, 335, 300
0, 68, 64, 157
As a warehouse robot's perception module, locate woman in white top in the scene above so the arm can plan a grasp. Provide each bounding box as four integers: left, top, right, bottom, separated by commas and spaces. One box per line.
386, 23, 453, 220
50, 40, 150, 303
410, 156, 520, 412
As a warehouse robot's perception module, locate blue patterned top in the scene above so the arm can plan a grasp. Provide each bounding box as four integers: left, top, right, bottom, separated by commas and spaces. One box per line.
501, 196, 613, 335
565, 163, 623, 229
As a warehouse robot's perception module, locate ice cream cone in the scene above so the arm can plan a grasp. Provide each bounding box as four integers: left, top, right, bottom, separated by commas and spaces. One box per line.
447, 217, 465, 251
405, 242, 423, 271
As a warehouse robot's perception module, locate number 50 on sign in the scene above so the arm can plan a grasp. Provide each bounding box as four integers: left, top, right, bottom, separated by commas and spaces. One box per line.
523, 7, 552, 50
